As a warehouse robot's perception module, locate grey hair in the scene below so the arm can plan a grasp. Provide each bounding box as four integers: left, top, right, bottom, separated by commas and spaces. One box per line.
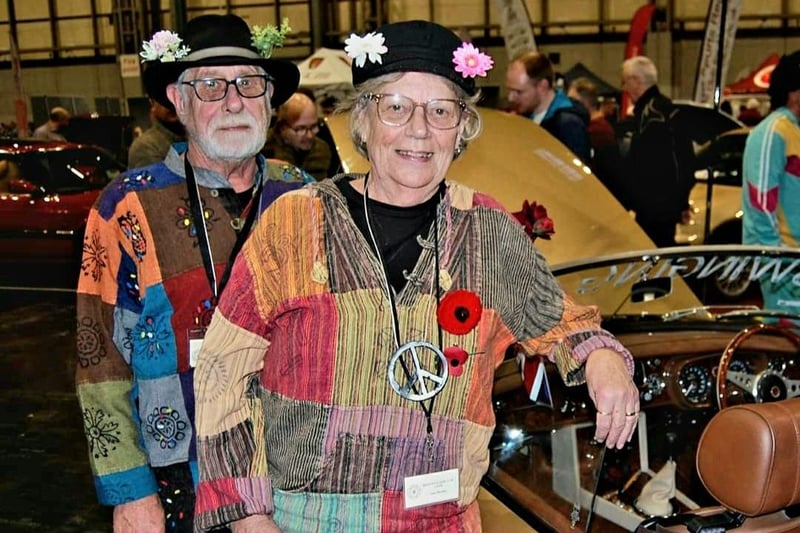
337, 72, 483, 160
622, 56, 658, 88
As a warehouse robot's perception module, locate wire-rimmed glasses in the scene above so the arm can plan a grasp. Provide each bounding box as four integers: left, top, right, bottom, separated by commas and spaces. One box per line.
366, 93, 466, 130
181, 74, 273, 102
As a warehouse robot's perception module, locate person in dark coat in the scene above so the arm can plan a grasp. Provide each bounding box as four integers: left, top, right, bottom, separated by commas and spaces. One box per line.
505, 51, 590, 162
620, 55, 695, 247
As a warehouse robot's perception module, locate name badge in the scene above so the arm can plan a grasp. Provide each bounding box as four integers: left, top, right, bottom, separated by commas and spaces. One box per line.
188, 328, 205, 368
403, 468, 459, 509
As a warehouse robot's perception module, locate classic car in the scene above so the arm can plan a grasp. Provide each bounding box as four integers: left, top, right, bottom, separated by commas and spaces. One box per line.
485, 243, 800, 532
0, 139, 124, 267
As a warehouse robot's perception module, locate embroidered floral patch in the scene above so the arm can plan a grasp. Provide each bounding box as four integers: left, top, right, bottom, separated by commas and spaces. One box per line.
118, 212, 147, 260
83, 407, 121, 459
76, 316, 106, 367
146, 406, 187, 450
81, 229, 108, 282
134, 316, 170, 358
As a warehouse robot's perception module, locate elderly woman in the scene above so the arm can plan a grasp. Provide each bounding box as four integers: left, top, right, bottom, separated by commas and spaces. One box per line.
193, 20, 639, 533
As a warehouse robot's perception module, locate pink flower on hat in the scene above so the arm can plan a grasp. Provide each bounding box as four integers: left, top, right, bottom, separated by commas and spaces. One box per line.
452, 43, 493, 78
345, 32, 388, 68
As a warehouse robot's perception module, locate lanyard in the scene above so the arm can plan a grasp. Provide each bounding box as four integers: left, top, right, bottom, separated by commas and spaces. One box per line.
363, 176, 444, 444
184, 156, 263, 300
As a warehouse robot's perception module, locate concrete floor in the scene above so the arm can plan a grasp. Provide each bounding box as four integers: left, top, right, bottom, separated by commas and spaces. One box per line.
0, 288, 112, 532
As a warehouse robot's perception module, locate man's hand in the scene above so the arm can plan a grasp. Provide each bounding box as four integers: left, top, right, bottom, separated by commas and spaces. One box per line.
113, 494, 165, 533
231, 515, 282, 533
585, 348, 640, 449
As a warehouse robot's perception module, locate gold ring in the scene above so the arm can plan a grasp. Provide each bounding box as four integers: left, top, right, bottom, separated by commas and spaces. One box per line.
625, 412, 639, 417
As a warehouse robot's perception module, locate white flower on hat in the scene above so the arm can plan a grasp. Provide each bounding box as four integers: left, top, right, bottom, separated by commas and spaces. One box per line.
139, 30, 190, 63
345, 32, 387, 68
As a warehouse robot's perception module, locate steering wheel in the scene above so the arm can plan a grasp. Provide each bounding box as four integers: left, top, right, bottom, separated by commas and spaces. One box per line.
717, 324, 800, 410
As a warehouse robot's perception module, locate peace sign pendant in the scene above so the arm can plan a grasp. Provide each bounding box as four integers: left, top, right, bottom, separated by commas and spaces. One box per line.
387, 341, 449, 402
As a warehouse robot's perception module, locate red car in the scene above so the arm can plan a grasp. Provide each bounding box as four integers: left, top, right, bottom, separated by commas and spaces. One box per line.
0, 139, 124, 266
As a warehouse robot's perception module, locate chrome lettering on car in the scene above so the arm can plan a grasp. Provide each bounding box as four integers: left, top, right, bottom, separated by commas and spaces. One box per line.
575, 255, 800, 294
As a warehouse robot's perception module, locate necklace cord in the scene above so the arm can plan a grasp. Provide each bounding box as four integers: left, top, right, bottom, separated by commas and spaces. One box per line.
363, 175, 442, 435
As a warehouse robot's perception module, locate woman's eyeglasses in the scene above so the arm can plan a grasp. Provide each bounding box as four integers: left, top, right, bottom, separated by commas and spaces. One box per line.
182, 74, 273, 102
366, 93, 465, 130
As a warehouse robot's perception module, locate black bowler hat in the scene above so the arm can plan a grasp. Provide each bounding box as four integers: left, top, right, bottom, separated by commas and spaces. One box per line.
348, 20, 492, 96
142, 14, 299, 109
768, 50, 800, 108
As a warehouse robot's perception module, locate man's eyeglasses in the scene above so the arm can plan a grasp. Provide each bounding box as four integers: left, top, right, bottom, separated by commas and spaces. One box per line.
366, 93, 465, 130
181, 74, 273, 102
289, 124, 320, 135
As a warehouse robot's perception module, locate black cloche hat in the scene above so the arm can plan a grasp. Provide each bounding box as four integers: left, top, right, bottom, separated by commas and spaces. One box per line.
348, 20, 493, 96
142, 14, 300, 109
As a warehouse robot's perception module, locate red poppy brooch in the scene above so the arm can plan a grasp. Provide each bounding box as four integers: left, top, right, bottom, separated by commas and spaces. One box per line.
445, 346, 469, 376
437, 289, 482, 335
512, 200, 555, 241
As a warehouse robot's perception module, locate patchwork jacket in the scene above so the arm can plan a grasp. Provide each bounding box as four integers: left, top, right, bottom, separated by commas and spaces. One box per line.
193, 176, 632, 532
75, 144, 309, 506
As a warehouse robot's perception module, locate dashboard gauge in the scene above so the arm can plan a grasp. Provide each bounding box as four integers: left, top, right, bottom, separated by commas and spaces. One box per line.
728, 360, 749, 373
768, 356, 787, 372
679, 365, 711, 404
642, 373, 665, 402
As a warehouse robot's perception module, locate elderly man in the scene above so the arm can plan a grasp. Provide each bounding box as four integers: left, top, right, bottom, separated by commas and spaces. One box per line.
620, 55, 695, 247
505, 51, 590, 162
742, 50, 800, 319
74, 14, 312, 533
264, 91, 333, 180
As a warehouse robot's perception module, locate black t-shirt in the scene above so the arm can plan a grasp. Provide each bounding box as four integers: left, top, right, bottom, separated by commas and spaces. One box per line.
337, 178, 441, 293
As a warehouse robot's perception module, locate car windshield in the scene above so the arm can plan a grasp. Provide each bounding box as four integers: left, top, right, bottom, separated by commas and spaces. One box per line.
485, 244, 800, 532
15, 147, 123, 193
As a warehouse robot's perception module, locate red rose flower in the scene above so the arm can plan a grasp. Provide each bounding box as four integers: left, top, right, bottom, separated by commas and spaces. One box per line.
512, 200, 555, 241
438, 290, 482, 335
444, 346, 469, 377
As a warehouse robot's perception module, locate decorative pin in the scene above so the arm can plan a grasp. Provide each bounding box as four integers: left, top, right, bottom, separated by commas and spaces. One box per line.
311, 261, 328, 284
230, 217, 244, 231
438, 269, 453, 291
387, 341, 448, 402
437, 290, 482, 335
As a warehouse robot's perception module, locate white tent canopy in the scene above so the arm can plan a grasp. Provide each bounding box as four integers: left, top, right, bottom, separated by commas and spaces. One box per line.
297, 47, 353, 88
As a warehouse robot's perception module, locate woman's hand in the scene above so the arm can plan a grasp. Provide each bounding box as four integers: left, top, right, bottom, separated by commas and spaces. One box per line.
585, 348, 640, 449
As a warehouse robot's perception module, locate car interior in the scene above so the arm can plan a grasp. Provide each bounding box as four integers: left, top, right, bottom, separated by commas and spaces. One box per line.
637, 398, 800, 532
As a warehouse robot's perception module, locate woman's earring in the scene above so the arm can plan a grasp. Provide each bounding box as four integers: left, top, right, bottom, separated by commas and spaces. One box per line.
454, 140, 465, 158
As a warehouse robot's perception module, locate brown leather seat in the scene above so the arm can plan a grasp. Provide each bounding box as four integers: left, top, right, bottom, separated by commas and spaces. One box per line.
638, 398, 800, 532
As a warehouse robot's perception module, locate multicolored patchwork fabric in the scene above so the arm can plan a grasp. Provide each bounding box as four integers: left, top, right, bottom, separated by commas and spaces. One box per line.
193, 176, 631, 531
75, 146, 308, 510
742, 107, 800, 311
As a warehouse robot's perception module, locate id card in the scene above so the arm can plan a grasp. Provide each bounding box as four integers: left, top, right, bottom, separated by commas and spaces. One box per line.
188, 328, 206, 368
403, 468, 459, 509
